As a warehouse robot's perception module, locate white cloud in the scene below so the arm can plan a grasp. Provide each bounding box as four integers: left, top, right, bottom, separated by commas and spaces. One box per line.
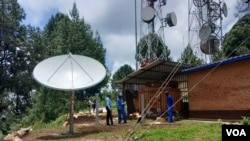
19, 0, 60, 26
105, 33, 136, 74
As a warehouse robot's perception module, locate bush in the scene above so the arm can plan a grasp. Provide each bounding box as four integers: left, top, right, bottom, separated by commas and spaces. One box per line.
47, 114, 68, 127
31, 114, 69, 130
241, 116, 249, 125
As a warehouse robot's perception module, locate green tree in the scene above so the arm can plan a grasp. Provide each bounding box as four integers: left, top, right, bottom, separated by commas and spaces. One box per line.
222, 13, 250, 58
137, 33, 172, 62
22, 87, 68, 125
42, 2, 108, 91
111, 64, 134, 92
24, 2, 109, 124
0, 0, 29, 113
0, 0, 39, 134
42, 12, 71, 56
179, 44, 203, 66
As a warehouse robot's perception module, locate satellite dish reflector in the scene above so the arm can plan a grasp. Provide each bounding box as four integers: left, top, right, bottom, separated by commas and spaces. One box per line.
199, 23, 212, 40
32, 53, 106, 91
141, 6, 155, 23
200, 35, 220, 54
166, 12, 177, 27
222, 2, 228, 17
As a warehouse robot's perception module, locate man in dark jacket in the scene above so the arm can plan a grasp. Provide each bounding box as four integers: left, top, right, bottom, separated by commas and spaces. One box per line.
105, 94, 113, 125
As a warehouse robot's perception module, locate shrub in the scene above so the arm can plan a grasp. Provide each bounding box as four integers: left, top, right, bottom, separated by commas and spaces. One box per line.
241, 116, 249, 125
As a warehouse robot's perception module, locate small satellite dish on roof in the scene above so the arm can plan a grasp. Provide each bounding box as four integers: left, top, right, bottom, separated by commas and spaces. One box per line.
32, 53, 106, 91
222, 2, 228, 17
200, 35, 220, 54
165, 12, 177, 27
199, 23, 212, 40
141, 6, 155, 23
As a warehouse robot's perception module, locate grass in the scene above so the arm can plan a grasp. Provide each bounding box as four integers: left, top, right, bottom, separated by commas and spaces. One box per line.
130, 120, 222, 141
3, 107, 244, 141
2, 118, 234, 141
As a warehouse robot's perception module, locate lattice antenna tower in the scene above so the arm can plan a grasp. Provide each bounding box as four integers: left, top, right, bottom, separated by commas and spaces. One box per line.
189, 0, 228, 63
137, 0, 177, 68
188, 0, 203, 61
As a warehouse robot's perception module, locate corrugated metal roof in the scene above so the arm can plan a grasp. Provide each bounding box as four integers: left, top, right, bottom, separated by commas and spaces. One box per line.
116, 59, 192, 85
182, 53, 250, 74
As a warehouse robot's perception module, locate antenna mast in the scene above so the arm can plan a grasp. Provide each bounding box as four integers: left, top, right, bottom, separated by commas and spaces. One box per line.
136, 0, 177, 69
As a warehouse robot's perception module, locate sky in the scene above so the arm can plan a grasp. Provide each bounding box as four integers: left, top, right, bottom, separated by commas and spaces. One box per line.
17, 0, 241, 75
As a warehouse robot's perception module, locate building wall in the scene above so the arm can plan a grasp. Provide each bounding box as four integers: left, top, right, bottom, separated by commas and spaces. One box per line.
187, 59, 250, 119
136, 85, 181, 115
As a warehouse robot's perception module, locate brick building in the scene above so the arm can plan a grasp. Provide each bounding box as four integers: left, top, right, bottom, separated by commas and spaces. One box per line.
182, 54, 250, 119
118, 54, 250, 120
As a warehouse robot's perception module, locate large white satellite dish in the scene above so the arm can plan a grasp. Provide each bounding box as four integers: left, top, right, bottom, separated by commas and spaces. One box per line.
32, 53, 106, 135
33, 53, 106, 91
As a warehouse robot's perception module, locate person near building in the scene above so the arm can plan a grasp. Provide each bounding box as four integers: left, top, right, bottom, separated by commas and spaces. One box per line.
105, 94, 113, 125
166, 92, 173, 123
116, 93, 127, 124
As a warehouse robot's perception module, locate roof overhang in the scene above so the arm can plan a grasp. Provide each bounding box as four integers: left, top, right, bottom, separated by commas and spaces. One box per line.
182, 54, 250, 74
116, 59, 192, 85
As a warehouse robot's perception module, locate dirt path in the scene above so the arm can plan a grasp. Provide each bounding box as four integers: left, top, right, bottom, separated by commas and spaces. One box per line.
21, 113, 171, 141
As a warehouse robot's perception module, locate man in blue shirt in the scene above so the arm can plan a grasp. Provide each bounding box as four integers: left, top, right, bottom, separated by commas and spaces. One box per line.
166, 92, 173, 123
116, 94, 127, 124
105, 94, 113, 125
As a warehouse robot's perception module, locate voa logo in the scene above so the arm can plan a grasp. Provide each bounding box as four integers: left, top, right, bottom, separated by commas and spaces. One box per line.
226, 129, 246, 136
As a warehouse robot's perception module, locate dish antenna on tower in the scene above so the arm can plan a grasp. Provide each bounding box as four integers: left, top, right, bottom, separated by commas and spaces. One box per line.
137, 0, 177, 68
222, 2, 228, 17
141, 6, 155, 23
200, 35, 220, 54
199, 23, 212, 40
189, 0, 228, 63
165, 12, 177, 27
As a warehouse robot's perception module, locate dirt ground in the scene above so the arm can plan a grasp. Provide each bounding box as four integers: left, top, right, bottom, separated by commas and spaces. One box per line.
20, 112, 171, 141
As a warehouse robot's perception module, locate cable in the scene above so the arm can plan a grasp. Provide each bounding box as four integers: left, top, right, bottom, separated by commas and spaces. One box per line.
122, 61, 182, 141
135, 35, 250, 138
